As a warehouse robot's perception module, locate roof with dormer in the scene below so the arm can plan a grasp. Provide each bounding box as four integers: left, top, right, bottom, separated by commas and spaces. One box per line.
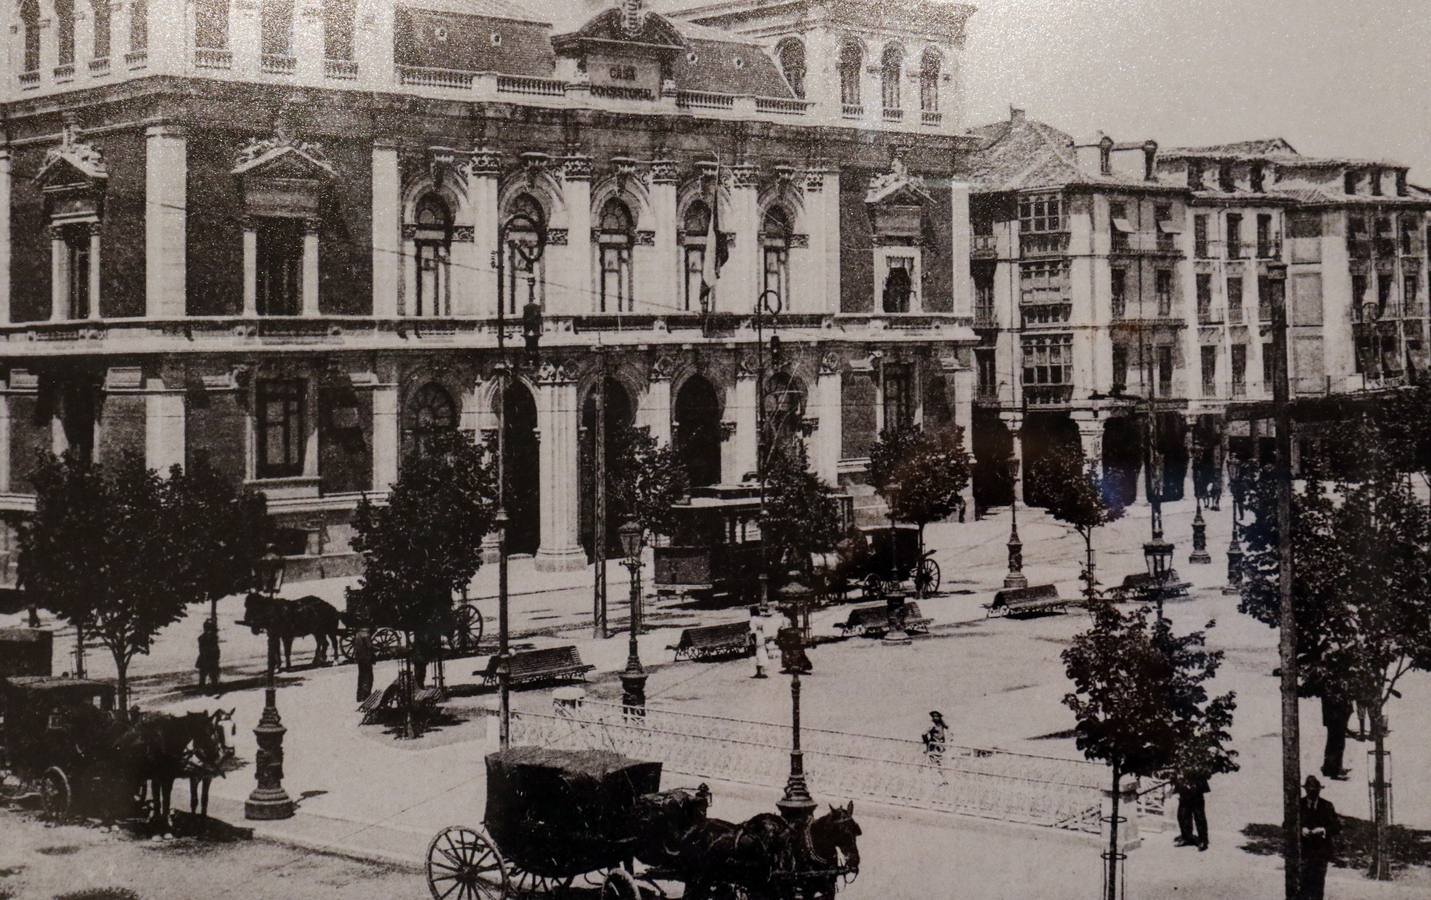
963, 114, 1173, 194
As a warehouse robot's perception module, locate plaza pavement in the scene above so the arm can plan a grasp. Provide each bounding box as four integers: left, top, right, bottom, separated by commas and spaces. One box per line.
8, 499, 1431, 898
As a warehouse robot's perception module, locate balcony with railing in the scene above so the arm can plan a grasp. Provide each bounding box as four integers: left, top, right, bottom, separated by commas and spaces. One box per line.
922, 110, 943, 126
18, 70, 40, 89
882, 107, 904, 122
195, 47, 233, 70
125, 50, 148, 69
1256, 237, 1283, 259
398, 65, 477, 89
324, 58, 359, 80
1024, 384, 1076, 407
842, 103, 864, 119
971, 234, 998, 258
53, 63, 75, 83
1109, 232, 1182, 257
497, 74, 565, 97
261, 54, 297, 75
89, 57, 110, 76
755, 96, 813, 116
1020, 232, 1070, 257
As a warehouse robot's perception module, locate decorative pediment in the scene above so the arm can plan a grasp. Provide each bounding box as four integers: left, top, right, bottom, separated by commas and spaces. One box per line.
551, 8, 687, 56
232, 128, 336, 182
867, 155, 932, 242
35, 119, 108, 194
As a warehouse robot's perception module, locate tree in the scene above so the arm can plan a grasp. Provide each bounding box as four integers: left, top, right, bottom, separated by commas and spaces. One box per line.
1029, 442, 1125, 604
606, 423, 689, 545
349, 429, 498, 649
1240, 430, 1431, 880
1063, 603, 1238, 900
20, 452, 201, 711
761, 441, 841, 580
868, 423, 972, 566
169, 457, 271, 623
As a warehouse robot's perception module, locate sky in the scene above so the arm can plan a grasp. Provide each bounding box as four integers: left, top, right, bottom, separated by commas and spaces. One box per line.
960, 0, 1431, 178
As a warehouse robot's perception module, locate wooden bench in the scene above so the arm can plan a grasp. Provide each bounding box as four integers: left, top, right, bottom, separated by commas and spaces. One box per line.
837, 602, 931, 638
986, 584, 1070, 618
668, 622, 753, 661
358, 677, 444, 725
478, 646, 594, 688
1105, 571, 1193, 604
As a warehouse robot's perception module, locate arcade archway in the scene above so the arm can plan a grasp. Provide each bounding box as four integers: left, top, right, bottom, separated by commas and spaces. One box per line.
495, 382, 540, 556
674, 375, 722, 489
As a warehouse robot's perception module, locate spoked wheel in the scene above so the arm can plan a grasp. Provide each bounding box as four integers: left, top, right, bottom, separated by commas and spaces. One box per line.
40, 767, 71, 820
914, 558, 941, 597
337, 631, 356, 661
508, 867, 561, 897
448, 604, 485, 656
861, 573, 884, 601
600, 868, 640, 900
372, 628, 402, 659
426, 825, 508, 900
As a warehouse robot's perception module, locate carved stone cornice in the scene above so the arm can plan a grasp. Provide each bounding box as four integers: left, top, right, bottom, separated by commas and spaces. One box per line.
650, 157, 678, 185
562, 154, 593, 182
470, 146, 503, 178
818, 351, 841, 376
650, 355, 676, 382
729, 163, 758, 191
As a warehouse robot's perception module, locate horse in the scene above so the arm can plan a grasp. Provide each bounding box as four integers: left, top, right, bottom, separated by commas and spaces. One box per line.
679, 802, 863, 900
185, 708, 235, 821
116, 710, 228, 830
805, 802, 862, 899
632, 783, 712, 869
243, 592, 341, 669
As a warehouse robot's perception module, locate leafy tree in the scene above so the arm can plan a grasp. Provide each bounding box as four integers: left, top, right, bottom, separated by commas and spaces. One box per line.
349, 429, 498, 648
761, 441, 841, 580
868, 423, 972, 563
1063, 604, 1238, 900
20, 452, 201, 711
169, 457, 271, 623
1028, 442, 1125, 604
607, 423, 689, 545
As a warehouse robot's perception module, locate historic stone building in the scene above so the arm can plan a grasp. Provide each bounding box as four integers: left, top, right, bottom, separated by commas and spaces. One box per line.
0, 0, 981, 582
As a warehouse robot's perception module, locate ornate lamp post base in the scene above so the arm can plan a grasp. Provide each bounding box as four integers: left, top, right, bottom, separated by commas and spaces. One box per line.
1223, 540, 1244, 595
245, 700, 295, 821
620, 668, 648, 718
1189, 505, 1212, 564
1004, 532, 1028, 590
882, 590, 912, 645
778, 671, 818, 827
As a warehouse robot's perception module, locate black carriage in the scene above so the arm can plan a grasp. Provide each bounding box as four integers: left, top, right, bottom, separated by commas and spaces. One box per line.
0, 627, 53, 678
0, 676, 129, 818
338, 591, 485, 663
652, 485, 767, 606
814, 524, 939, 604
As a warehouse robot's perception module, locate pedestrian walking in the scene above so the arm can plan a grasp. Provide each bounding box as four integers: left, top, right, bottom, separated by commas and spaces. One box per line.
922, 711, 948, 784
352, 627, 375, 704
195, 619, 221, 691
1321, 693, 1352, 780
749, 605, 771, 679
1353, 697, 1369, 741
1299, 775, 1340, 900
1172, 772, 1211, 851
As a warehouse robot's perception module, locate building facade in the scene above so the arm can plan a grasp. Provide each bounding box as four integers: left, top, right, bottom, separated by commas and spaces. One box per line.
0, 0, 981, 583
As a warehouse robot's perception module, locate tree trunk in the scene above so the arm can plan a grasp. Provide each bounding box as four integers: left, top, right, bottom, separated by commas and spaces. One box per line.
1106, 764, 1122, 900
1084, 533, 1097, 606
74, 620, 86, 679
1371, 703, 1390, 880
916, 524, 926, 598
114, 653, 129, 718
210, 595, 219, 625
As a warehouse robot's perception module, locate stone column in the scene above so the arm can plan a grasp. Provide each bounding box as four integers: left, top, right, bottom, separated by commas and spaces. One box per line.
821, 168, 842, 315
0, 148, 10, 324
242, 218, 258, 315
0, 390, 11, 493
1072, 410, 1104, 475
728, 163, 759, 309
649, 156, 678, 313
145, 123, 187, 318
371, 141, 400, 317
559, 152, 593, 316
949, 181, 972, 317
642, 357, 673, 448
145, 379, 185, 473
50, 227, 66, 321
535, 364, 585, 572
301, 218, 320, 316
800, 164, 830, 314
303, 373, 320, 477
87, 223, 102, 319
371, 361, 399, 494
812, 352, 842, 483
728, 356, 758, 483
469, 148, 502, 316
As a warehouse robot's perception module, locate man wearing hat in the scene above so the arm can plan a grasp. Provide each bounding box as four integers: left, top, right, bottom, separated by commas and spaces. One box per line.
922, 711, 948, 778
1299, 775, 1341, 900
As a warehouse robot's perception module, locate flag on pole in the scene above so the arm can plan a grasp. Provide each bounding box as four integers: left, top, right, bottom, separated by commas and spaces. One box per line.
699, 167, 728, 315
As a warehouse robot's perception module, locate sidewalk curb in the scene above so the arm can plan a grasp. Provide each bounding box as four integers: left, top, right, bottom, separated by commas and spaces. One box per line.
250, 825, 425, 875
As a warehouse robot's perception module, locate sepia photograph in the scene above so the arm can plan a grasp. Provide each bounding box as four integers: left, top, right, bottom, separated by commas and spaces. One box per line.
0, 1, 1429, 898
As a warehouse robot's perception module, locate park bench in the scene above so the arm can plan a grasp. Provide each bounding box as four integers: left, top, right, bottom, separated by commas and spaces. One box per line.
668, 622, 753, 661
478, 645, 594, 688
836, 602, 931, 638
985, 584, 1070, 618
1105, 571, 1192, 604
358, 676, 444, 725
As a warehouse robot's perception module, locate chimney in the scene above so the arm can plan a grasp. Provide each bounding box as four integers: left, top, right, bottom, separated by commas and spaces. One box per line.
1142, 140, 1158, 181
620, 0, 646, 37
1099, 135, 1114, 176
1009, 106, 1025, 125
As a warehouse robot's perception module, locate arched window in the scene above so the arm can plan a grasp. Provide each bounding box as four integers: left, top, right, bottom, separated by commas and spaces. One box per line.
20, 0, 40, 74
260, 0, 294, 59
776, 38, 806, 100
56, 0, 75, 67
196, 0, 230, 50
881, 45, 903, 111
91, 0, 111, 60
838, 41, 862, 108
598, 198, 635, 313
682, 200, 711, 312
761, 206, 791, 310
323, 0, 355, 61
504, 193, 545, 315
130, 0, 148, 52
413, 194, 452, 317
403, 382, 457, 461
761, 371, 807, 461
920, 49, 941, 113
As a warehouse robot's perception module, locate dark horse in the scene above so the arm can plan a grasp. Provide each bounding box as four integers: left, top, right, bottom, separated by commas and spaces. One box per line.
117, 710, 229, 829
244, 592, 341, 669
679, 802, 862, 900
184, 708, 234, 821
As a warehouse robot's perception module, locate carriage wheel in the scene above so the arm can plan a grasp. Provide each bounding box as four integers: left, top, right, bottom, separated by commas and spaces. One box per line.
449, 604, 485, 656
509, 867, 557, 896
426, 825, 508, 900
862, 573, 884, 601
40, 767, 72, 819
337, 631, 356, 662
915, 559, 942, 597
372, 628, 402, 659
599, 868, 640, 900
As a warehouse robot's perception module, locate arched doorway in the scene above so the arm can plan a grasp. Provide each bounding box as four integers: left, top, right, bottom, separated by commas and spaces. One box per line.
674, 375, 722, 488
971, 409, 1013, 514
496, 382, 540, 555
1102, 416, 1142, 511
580, 377, 635, 560
401, 381, 457, 463
1021, 412, 1079, 510
1155, 412, 1188, 502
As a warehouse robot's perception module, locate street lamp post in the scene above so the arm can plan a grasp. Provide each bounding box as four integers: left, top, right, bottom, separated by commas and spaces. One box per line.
1223, 456, 1245, 595
775, 577, 817, 829
754, 288, 783, 611
1003, 453, 1028, 590
495, 211, 548, 750
1190, 437, 1212, 565
1143, 532, 1174, 622
245, 547, 294, 821
618, 519, 647, 718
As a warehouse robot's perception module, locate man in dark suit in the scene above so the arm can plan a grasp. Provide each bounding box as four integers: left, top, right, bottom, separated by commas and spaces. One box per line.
1299, 775, 1340, 900
1321, 693, 1353, 780
352, 627, 375, 703
1173, 772, 1211, 851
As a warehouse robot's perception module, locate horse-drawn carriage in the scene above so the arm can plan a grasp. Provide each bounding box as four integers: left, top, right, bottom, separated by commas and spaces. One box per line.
338, 590, 485, 663
812, 524, 940, 604
425, 747, 861, 900
0, 676, 232, 825
653, 485, 767, 607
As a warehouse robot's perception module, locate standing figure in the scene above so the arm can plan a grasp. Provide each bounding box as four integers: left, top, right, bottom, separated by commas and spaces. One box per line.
775, 606, 812, 675
196, 620, 221, 692
1299, 775, 1340, 900
352, 627, 375, 704
748, 606, 771, 679
1321, 692, 1352, 780
1173, 772, 1211, 851
922, 711, 948, 785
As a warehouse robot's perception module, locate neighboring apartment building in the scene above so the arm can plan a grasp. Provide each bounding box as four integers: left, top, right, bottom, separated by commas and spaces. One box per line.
0, 0, 982, 584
